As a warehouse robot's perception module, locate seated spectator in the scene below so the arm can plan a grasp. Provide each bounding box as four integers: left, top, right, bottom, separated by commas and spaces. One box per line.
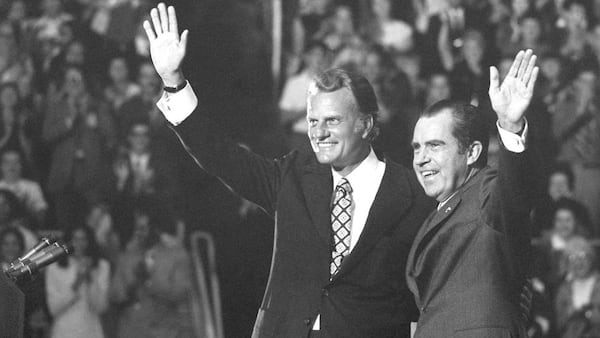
555, 236, 600, 338
113, 205, 194, 338
103, 56, 141, 112
0, 188, 37, 250
0, 149, 48, 226
45, 225, 110, 338
504, 13, 551, 57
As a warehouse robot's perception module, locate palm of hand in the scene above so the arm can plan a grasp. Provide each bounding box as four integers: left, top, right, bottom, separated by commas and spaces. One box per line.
150, 32, 185, 79
490, 76, 532, 123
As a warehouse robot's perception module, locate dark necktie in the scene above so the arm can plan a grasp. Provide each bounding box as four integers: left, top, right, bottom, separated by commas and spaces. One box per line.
330, 178, 352, 276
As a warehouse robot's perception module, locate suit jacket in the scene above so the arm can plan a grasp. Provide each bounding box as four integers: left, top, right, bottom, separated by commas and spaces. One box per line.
42, 94, 116, 194
172, 108, 433, 338
406, 145, 539, 338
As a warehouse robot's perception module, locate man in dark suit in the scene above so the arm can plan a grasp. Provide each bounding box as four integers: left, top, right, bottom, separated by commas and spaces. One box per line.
142, 3, 433, 337
407, 50, 540, 337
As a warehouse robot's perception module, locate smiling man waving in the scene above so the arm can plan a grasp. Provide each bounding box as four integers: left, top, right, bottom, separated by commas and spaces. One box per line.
407, 50, 541, 337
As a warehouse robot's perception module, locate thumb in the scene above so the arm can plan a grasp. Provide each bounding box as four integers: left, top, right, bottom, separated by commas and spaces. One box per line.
489, 66, 500, 94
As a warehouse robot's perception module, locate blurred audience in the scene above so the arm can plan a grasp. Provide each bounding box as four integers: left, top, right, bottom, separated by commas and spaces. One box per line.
0, 149, 48, 226
555, 236, 600, 338
45, 225, 110, 338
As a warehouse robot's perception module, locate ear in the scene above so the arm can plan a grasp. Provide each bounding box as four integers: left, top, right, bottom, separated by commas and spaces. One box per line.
358, 115, 374, 139
466, 141, 483, 166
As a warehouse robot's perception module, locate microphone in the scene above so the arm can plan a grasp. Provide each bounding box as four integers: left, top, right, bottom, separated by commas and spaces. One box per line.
3, 239, 71, 285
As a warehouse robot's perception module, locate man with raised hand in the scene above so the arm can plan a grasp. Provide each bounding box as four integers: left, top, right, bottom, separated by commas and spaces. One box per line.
407, 50, 540, 337
143, 3, 432, 337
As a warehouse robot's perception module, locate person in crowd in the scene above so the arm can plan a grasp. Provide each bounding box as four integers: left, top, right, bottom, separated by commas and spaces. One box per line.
506, 13, 552, 57
103, 56, 141, 112
444, 29, 490, 109
116, 61, 172, 150
549, 67, 600, 235
314, 5, 362, 54
533, 198, 591, 301
30, 0, 74, 44
421, 72, 452, 109
84, 201, 120, 266
42, 65, 116, 229
110, 121, 178, 238
112, 203, 194, 338
0, 225, 24, 270
558, 0, 597, 71
108, 203, 158, 338
0, 82, 36, 168
0, 21, 35, 98
407, 49, 540, 337
0, 188, 37, 249
555, 236, 600, 338
278, 40, 330, 153
532, 162, 591, 235
0, 149, 48, 225
45, 225, 110, 338
363, 0, 414, 53
143, 4, 433, 337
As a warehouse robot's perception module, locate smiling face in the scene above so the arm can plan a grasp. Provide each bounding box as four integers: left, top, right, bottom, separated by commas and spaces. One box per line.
307, 88, 371, 176
412, 109, 478, 202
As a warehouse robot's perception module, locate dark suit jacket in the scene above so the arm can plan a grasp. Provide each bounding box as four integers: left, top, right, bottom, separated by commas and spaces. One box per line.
172, 108, 433, 338
406, 145, 539, 338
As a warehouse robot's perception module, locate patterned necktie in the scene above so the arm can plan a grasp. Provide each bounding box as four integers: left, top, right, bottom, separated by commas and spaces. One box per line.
330, 178, 353, 276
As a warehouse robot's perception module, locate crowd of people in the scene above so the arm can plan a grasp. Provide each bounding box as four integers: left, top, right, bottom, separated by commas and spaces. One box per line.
0, 0, 599, 337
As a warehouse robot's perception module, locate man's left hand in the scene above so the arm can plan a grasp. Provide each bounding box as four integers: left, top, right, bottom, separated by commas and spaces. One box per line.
489, 49, 539, 133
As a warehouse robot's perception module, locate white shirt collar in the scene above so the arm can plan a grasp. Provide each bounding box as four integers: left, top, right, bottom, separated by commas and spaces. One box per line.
331, 148, 380, 190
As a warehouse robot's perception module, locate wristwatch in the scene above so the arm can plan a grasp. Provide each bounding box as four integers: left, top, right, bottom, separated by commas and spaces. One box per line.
163, 81, 187, 93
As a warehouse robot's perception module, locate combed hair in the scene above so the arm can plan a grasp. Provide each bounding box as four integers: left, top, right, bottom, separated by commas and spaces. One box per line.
312, 68, 380, 141
421, 100, 490, 168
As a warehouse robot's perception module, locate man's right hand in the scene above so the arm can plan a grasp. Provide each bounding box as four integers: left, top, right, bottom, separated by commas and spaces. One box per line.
143, 3, 189, 87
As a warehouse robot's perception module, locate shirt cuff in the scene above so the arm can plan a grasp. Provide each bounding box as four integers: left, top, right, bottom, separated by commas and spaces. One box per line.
156, 81, 198, 125
496, 119, 528, 153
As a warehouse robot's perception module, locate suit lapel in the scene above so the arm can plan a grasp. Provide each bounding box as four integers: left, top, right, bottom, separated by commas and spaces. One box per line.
300, 162, 334, 249
331, 162, 413, 281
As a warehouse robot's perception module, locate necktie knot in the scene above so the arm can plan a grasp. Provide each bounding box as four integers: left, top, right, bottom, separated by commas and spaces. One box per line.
336, 178, 352, 194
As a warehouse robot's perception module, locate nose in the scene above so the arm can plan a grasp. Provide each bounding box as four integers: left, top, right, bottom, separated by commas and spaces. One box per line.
413, 148, 430, 167
312, 122, 329, 140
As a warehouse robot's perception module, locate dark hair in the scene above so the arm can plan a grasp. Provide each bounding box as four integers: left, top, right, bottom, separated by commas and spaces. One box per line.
58, 225, 102, 268
0, 188, 25, 221
312, 68, 380, 140
0, 226, 25, 261
420, 100, 489, 168
549, 161, 575, 190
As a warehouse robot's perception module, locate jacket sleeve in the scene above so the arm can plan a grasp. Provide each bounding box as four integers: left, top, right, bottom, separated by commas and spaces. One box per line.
171, 106, 289, 217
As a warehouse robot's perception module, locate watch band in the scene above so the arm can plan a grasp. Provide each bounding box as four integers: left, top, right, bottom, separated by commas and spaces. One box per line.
163, 81, 187, 93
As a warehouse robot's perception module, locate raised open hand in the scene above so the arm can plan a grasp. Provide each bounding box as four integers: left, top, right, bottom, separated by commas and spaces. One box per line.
142, 3, 188, 86
489, 49, 539, 132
